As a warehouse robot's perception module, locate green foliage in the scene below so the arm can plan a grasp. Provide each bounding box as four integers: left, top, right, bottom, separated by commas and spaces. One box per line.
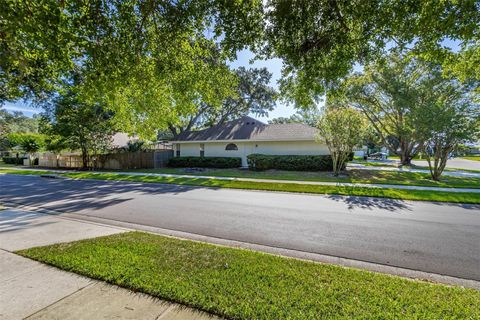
247, 154, 335, 171
168, 156, 241, 168
264, 1, 480, 106
336, 52, 437, 165
317, 107, 366, 175
415, 71, 480, 180
268, 107, 320, 127
0, 1, 264, 137
42, 87, 117, 168
4, 132, 45, 149
2, 156, 27, 165
169, 67, 277, 138
0, 109, 39, 135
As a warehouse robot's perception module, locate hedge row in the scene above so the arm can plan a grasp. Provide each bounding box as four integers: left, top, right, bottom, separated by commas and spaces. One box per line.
247, 154, 340, 171
2, 156, 27, 165
168, 156, 241, 168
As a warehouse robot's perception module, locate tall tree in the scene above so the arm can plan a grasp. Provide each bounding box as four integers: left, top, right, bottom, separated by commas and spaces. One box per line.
335, 53, 430, 165
317, 106, 366, 176
168, 67, 277, 137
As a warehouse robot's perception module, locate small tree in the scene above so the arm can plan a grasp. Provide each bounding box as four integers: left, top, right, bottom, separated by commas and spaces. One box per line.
18, 134, 45, 166
317, 107, 366, 176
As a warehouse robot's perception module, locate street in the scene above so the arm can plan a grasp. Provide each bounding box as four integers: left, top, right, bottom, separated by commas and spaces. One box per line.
1, 174, 479, 281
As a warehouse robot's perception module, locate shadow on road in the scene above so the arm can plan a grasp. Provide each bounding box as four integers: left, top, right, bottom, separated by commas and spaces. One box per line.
326, 195, 411, 211
0, 175, 199, 214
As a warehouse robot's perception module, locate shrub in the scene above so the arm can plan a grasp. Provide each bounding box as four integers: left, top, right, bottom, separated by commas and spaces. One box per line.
247, 154, 339, 171
2, 156, 27, 165
168, 156, 241, 168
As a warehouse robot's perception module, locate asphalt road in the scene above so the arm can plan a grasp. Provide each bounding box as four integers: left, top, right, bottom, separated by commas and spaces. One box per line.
1, 174, 479, 280
413, 158, 480, 171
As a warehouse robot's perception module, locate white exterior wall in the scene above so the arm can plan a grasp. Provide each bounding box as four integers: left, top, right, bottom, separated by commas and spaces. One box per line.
176, 143, 201, 157
175, 140, 329, 167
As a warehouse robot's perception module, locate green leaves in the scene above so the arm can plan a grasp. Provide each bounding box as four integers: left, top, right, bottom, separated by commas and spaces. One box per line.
264, 0, 480, 106
317, 106, 366, 175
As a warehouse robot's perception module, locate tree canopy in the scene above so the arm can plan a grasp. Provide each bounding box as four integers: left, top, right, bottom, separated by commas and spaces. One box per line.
264, 0, 480, 107
2, 0, 480, 132
168, 67, 277, 137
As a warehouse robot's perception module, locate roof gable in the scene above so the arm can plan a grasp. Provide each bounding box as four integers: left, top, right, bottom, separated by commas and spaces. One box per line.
173, 116, 318, 142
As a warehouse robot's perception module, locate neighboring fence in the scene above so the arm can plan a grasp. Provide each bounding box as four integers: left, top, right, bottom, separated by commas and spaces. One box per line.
39, 150, 173, 170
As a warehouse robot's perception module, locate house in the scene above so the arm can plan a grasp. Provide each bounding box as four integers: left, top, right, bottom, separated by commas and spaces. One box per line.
171, 116, 329, 167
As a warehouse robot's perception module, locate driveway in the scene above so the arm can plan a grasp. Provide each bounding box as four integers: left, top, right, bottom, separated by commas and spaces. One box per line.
0, 174, 479, 281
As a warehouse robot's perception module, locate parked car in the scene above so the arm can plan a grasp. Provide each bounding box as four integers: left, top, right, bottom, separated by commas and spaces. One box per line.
369, 152, 388, 160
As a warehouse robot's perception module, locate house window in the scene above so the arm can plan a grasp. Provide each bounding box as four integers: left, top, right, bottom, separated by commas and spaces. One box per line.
176, 144, 180, 157
225, 143, 238, 151
200, 143, 205, 157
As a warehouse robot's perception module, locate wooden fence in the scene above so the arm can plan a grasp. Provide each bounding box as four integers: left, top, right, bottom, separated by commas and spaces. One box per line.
39, 150, 173, 170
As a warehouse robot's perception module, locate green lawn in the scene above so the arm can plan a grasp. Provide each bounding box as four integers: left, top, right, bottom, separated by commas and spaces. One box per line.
18, 232, 480, 319
463, 156, 480, 162
122, 167, 480, 189
1, 168, 479, 204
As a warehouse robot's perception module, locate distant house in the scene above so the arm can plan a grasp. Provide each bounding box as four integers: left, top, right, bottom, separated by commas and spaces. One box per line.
171, 116, 329, 167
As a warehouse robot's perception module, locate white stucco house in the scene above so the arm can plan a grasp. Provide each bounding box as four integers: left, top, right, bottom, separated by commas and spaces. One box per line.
171, 116, 329, 167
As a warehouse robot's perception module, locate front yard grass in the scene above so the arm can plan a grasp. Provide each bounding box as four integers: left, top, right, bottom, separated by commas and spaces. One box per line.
463, 156, 480, 162
18, 232, 480, 319
128, 167, 480, 189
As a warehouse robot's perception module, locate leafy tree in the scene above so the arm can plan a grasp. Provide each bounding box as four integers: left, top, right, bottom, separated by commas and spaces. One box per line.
415, 76, 480, 180
264, 1, 480, 106
0, 109, 39, 135
3, 132, 45, 165
317, 107, 366, 176
336, 52, 430, 165
20, 136, 43, 166
269, 108, 320, 126
168, 67, 277, 137
42, 89, 117, 169
0, 1, 263, 137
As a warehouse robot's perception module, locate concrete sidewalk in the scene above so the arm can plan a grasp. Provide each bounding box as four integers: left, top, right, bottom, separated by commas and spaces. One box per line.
3, 167, 480, 193
0, 209, 219, 320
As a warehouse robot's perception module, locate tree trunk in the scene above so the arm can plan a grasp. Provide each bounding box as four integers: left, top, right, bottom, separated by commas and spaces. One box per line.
400, 151, 411, 166
81, 146, 88, 169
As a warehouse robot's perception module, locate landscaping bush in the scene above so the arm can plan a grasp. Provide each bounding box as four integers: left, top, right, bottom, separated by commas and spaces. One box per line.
168, 156, 241, 168
2, 156, 27, 165
247, 154, 338, 171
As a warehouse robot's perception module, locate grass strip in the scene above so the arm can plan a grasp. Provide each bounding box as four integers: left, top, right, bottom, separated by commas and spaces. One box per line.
130, 167, 480, 188
462, 156, 480, 162
17, 232, 480, 319
1, 168, 479, 204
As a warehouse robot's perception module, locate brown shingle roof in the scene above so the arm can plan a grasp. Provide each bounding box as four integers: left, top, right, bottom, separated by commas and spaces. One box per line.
173, 116, 318, 142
